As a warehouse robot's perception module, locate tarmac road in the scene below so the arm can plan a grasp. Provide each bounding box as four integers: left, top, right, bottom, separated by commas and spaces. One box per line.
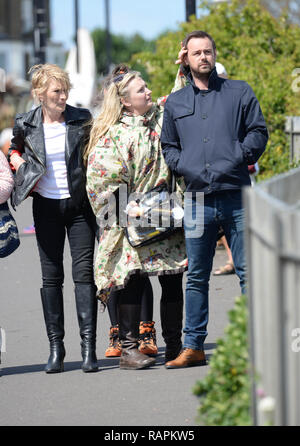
0, 198, 240, 427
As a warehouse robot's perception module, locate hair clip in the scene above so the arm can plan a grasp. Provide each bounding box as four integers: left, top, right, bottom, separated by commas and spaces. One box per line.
113, 74, 125, 84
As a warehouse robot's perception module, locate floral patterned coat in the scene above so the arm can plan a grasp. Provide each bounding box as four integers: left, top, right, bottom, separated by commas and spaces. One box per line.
86, 78, 187, 301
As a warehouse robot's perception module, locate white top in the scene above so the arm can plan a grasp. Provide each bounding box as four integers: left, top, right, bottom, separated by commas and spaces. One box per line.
0, 127, 13, 147
34, 122, 71, 199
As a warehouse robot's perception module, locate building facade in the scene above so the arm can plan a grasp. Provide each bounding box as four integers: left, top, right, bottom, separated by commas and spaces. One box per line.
0, 0, 65, 81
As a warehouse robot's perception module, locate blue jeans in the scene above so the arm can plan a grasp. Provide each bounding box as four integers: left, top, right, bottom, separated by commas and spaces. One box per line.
183, 190, 247, 350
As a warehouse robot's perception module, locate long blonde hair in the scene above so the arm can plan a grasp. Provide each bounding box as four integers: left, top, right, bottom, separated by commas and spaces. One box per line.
83, 66, 141, 164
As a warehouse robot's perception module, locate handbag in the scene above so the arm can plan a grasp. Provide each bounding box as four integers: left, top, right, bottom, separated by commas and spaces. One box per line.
124, 174, 184, 248
0, 202, 20, 258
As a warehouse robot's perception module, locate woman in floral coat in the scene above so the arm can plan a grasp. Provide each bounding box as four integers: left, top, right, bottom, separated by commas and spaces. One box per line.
85, 64, 187, 370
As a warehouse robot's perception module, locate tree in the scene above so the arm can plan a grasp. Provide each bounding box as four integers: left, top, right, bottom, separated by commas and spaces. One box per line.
132, 0, 300, 179
258, 0, 300, 24
212, 1, 300, 24
91, 28, 155, 77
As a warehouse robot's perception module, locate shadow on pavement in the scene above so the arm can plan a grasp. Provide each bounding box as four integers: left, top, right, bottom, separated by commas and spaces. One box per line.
1, 363, 47, 375
204, 342, 217, 351
0, 345, 216, 376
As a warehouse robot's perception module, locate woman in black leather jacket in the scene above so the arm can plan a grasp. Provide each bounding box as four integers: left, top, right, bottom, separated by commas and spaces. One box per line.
8, 64, 98, 373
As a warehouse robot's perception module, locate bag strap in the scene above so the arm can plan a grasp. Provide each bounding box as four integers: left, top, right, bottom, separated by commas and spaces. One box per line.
171, 172, 176, 193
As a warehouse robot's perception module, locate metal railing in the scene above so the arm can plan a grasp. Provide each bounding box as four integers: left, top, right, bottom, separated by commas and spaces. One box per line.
286, 117, 300, 163
243, 167, 300, 426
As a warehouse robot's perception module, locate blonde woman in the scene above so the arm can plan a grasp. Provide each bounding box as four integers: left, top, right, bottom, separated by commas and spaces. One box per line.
8, 64, 98, 373
85, 63, 187, 370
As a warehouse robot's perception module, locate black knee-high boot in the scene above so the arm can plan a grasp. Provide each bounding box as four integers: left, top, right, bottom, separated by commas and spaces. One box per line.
160, 300, 183, 363
41, 287, 65, 373
159, 274, 184, 362
117, 303, 156, 370
74, 283, 98, 372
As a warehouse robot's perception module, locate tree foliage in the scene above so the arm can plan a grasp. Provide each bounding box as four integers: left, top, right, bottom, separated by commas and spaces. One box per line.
91, 29, 155, 78
259, 0, 300, 24
132, 0, 300, 179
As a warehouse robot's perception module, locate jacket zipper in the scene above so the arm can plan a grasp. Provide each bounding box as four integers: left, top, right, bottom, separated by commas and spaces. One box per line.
26, 137, 46, 169
22, 137, 46, 199
64, 126, 73, 197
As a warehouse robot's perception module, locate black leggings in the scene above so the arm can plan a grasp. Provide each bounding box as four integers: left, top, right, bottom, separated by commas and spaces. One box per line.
107, 273, 183, 325
33, 194, 96, 288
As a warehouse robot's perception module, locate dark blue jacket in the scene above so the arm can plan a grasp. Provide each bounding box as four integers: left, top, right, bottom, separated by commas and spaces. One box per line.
161, 68, 268, 193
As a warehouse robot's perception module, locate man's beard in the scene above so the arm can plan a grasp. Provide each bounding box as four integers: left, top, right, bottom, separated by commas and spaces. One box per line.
191, 64, 214, 80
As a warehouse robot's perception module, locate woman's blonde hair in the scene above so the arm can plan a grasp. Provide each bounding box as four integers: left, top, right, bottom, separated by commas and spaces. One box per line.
28, 64, 72, 102
83, 65, 141, 164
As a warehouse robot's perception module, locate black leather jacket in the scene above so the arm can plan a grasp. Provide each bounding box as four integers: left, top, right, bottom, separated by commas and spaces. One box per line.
8, 104, 91, 208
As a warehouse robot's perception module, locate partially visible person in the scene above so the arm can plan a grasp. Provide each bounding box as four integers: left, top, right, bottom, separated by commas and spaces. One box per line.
0, 127, 13, 157
0, 83, 15, 139
96, 68, 159, 359
85, 63, 187, 370
0, 149, 14, 366
0, 149, 14, 204
248, 162, 259, 185
215, 62, 227, 78
213, 226, 235, 276
214, 162, 259, 276
1, 127, 35, 234
161, 31, 268, 368
105, 279, 158, 358
8, 64, 99, 373
213, 62, 256, 276
212, 62, 235, 276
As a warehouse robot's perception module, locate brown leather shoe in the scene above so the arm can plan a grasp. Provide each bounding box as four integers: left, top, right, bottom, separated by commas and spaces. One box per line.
120, 348, 156, 370
165, 348, 206, 369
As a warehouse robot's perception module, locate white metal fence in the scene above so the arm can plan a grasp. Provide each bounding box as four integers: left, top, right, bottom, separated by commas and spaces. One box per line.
285, 117, 300, 163
243, 167, 300, 426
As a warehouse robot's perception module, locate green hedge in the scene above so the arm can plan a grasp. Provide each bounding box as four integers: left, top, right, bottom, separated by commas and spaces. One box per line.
193, 295, 252, 426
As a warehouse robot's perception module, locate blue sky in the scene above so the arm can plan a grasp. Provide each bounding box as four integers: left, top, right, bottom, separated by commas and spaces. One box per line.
51, 0, 189, 49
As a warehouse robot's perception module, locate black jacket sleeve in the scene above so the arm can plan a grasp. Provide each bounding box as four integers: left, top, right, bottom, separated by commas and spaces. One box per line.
239, 84, 269, 164
161, 99, 182, 175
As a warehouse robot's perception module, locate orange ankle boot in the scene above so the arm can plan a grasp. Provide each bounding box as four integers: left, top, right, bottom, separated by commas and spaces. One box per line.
138, 321, 158, 356
105, 325, 122, 357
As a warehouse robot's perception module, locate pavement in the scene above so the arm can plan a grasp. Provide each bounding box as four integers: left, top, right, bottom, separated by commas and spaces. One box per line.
0, 198, 240, 427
